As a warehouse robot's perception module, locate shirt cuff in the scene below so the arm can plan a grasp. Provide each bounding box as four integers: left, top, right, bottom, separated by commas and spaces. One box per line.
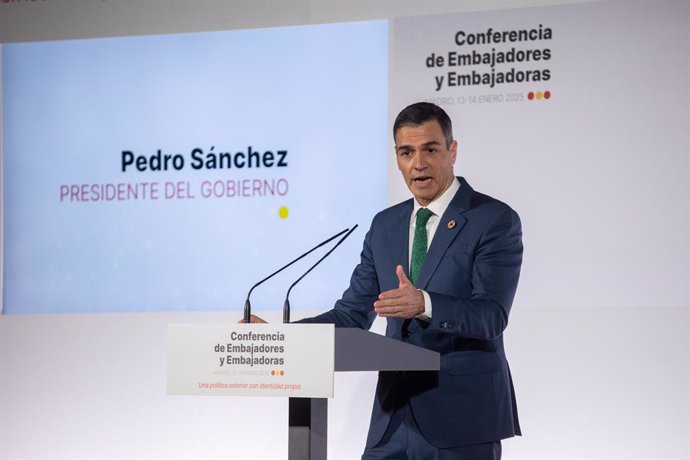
416, 289, 432, 321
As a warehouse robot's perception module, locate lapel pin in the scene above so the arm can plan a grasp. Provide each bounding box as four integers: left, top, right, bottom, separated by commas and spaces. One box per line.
447, 220, 456, 229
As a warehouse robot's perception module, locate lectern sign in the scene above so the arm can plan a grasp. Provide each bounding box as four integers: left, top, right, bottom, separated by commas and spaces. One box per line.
167, 323, 335, 398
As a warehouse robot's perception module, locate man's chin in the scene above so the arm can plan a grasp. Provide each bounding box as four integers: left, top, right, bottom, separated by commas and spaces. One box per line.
409, 184, 433, 197
410, 192, 435, 206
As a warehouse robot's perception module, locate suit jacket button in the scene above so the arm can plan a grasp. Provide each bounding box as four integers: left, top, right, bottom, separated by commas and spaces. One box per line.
402, 330, 411, 338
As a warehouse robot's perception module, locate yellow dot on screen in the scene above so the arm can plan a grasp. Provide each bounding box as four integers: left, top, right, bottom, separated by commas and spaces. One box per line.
536, 91, 543, 100
279, 206, 289, 219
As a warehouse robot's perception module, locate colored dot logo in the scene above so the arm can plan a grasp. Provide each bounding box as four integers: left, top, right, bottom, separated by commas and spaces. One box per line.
271, 370, 285, 376
278, 206, 289, 219
528, 90, 551, 101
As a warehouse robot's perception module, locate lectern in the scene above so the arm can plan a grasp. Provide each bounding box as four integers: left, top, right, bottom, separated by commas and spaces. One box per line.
167, 324, 439, 460
288, 328, 440, 459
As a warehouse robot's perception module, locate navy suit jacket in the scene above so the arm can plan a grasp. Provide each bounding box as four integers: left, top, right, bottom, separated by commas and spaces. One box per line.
300, 177, 522, 448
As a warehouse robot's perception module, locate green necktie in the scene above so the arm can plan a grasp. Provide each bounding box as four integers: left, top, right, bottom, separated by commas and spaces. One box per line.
410, 208, 434, 285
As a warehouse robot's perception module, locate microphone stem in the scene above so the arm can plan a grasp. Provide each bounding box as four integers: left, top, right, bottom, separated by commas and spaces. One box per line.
242, 227, 349, 323
282, 299, 290, 324
283, 224, 358, 323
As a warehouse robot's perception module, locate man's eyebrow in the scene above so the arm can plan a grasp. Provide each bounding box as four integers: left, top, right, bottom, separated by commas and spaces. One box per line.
395, 140, 442, 151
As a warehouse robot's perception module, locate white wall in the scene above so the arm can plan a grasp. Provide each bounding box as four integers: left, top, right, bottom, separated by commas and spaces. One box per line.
0, 0, 599, 43
1, 1, 688, 459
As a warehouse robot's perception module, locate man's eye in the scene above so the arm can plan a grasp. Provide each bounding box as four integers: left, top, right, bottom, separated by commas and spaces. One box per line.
400, 150, 412, 157
427, 148, 437, 154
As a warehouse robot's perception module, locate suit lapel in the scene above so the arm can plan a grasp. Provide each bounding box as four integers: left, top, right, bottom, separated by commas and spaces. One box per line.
415, 177, 472, 289
393, 200, 414, 276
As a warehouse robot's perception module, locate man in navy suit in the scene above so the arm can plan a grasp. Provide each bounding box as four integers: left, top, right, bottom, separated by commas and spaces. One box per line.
253, 102, 522, 458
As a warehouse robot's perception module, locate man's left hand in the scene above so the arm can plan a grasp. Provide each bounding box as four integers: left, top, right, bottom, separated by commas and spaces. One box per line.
373, 265, 425, 318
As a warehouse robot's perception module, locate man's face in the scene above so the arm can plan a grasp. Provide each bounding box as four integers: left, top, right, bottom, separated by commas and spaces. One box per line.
395, 120, 457, 206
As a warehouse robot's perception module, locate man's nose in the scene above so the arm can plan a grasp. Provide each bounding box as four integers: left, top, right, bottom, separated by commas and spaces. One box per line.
412, 152, 428, 169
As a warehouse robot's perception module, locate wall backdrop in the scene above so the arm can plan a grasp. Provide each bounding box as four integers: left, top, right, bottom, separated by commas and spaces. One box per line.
1, 0, 688, 459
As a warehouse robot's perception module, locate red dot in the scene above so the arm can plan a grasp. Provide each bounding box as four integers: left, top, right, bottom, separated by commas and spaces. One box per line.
544, 90, 551, 99
527, 92, 534, 100
271, 370, 275, 376
280, 370, 285, 376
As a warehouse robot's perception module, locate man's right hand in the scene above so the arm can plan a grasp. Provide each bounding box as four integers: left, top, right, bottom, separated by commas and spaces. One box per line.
238, 314, 267, 324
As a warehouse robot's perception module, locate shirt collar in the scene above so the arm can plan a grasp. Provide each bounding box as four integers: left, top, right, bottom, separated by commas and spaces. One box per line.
412, 177, 460, 219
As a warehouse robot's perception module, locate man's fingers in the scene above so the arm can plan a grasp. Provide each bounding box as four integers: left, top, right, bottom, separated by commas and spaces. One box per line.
237, 314, 267, 324
374, 302, 419, 318
374, 266, 423, 318
374, 295, 404, 308
396, 264, 412, 287
250, 314, 267, 323
374, 302, 403, 315
378, 287, 405, 300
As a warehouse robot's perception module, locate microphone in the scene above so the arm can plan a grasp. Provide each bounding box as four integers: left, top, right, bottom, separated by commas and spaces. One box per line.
243, 228, 350, 323
282, 224, 358, 323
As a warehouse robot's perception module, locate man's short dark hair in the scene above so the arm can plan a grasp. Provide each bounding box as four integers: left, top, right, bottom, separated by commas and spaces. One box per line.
393, 102, 454, 148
